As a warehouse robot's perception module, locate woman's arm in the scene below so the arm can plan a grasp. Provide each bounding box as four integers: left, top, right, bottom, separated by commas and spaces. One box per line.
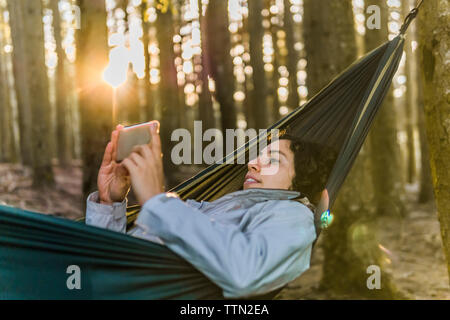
85, 191, 127, 233
135, 193, 317, 298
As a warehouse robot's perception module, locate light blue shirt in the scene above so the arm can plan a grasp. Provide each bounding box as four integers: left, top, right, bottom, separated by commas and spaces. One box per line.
85, 188, 316, 298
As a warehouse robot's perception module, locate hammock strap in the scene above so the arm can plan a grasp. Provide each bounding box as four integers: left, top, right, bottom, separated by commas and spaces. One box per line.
399, 0, 424, 35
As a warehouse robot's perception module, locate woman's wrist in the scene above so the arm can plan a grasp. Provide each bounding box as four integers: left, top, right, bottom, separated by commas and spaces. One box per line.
99, 199, 113, 205
99, 195, 126, 205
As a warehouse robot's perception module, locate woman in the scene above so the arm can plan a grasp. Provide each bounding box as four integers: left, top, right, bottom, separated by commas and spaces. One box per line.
85, 120, 331, 298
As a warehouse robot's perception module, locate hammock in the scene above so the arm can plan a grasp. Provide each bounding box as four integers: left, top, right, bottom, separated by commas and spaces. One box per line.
0, 7, 421, 299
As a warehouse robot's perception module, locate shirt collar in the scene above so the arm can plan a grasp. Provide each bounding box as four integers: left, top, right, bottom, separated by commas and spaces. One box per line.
212, 188, 302, 205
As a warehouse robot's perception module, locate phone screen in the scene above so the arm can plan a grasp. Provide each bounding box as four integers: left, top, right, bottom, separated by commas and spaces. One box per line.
116, 122, 152, 162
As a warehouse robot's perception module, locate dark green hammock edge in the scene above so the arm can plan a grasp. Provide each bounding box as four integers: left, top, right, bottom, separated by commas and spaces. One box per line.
1, 12, 418, 297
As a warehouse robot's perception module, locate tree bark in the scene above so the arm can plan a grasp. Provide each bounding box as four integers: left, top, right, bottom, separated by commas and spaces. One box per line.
302, 0, 357, 97
269, 0, 280, 123
417, 72, 434, 203
248, 0, 268, 129
197, 0, 215, 130
283, 0, 300, 110
51, 0, 71, 166
365, 0, 406, 218
303, 0, 400, 297
205, 0, 237, 133
76, 0, 113, 202
418, 0, 450, 284
155, 6, 181, 187
402, 0, 417, 184
7, 0, 33, 166
141, 2, 154, 120
407, 1, 433, 203
20, 0, 54, 185
117, 68, 141, 124
0, 8, 15, 162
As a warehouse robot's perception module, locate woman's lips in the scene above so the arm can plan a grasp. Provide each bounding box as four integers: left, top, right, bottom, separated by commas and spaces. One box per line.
244, 176, 260, 185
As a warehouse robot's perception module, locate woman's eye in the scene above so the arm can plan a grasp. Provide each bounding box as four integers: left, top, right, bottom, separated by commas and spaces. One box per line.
270, 158, 279, 164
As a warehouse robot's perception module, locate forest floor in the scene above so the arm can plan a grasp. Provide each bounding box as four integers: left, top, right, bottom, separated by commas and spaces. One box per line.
0, 163, 449, 300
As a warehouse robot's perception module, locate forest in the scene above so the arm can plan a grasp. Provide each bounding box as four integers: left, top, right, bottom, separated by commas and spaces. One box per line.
0, 0, 449, 299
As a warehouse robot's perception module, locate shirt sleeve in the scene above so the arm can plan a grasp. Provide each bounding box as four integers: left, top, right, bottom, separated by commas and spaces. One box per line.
85, 191, 127, 233
135, 192, 317, 298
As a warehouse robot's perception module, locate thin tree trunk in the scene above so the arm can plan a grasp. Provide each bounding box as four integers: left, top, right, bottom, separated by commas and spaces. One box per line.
117, 68, 141, 124
7, 0, 33, 166
269, 0, 280, 123
402, 0, 416, 184
242, 8, 254, 129
51, 0, 71, 166
365, 0, 405, 218
0, 8, 14, 162
197, 0, 215, 130
155, 6, 181, 187
248, 0, 268, 130
141, 2, 154, 120
21, 0, 54, 185
417, 71, 434, 203
303, 0, 399, 297
283, 0, 300, 110
76, 0, 113, 202
205, 0, 237, 133
418, 0, 450, 283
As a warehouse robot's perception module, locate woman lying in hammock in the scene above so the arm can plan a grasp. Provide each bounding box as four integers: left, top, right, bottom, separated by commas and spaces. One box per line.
85, 120, 330, 299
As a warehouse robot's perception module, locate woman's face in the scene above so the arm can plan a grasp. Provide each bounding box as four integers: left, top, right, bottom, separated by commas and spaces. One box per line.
243, 139, 296, 190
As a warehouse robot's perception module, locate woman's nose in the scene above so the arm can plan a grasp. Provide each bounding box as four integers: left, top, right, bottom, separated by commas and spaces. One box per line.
247, 157, 261, 172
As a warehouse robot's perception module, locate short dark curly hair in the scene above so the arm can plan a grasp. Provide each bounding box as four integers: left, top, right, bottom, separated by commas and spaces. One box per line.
279, 133, 338, 206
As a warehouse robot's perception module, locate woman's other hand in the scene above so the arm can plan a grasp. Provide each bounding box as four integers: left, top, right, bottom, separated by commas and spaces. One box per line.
121, 121, 165, 206
97, 125, 131, 204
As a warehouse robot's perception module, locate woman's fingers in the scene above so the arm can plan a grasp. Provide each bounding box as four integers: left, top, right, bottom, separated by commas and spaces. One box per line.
101, 142, 113, 166
111, 131, 119, 161
111, 124, 124, 161
149, 121, 163, 165
131, 144, 152, 160
149, 121, 161, 151
121, 158, 137, 175
128, 152, 145, 167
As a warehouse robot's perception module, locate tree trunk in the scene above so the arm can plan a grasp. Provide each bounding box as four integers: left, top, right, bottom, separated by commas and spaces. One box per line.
407, 1, 433, 203
76, 0, 113, 202
303, 0, 399, 297
7, 0, 33, 166
242, 8, 254, 129
155, 7, 181, 188
417, 0, 450, 284
365, 0, 406, 218
21, 0, 54, 185
205, 0, 237, 133
302, 1, 357, 96
248, 0, 268, 130
141, 2, 154, 120
417, 73, 434, 203
117, 68, 141, 124
51, 0, 71, 166
0, 8, 15, 162
268, 0, 280, 124
283, 0, 300, 110
197, 0, 215, 130
402, 0, 417, 184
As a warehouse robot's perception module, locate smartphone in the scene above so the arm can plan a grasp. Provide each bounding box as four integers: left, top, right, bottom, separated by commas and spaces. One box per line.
116, 122, 152, 162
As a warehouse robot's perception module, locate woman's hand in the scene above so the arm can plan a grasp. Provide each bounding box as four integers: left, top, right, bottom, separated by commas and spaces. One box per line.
121, 121, 165, 206
97, 125, 131, 205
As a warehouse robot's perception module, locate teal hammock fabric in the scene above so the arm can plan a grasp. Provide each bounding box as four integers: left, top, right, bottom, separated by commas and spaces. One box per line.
0, 12, 417, 297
